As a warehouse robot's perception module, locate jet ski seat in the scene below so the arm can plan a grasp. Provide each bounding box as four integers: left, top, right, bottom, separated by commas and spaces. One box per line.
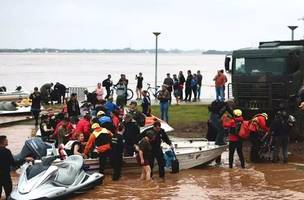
53, 155, 84, 186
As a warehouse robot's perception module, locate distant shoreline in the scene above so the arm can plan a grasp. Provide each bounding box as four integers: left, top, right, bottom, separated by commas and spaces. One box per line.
0, 48, 231, 55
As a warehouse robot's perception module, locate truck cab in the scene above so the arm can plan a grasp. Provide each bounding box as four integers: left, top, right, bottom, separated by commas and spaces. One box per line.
225, 40, 304, 115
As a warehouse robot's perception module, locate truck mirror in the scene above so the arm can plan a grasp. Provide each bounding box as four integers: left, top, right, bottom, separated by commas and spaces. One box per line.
225, 56, 231, 71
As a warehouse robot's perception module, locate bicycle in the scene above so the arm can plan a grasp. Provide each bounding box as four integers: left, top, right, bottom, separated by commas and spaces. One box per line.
146, 83, 161, 98
110, 85, 134, 101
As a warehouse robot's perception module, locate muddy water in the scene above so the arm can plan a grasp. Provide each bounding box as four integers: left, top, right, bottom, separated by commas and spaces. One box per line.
2, 125, 304, 200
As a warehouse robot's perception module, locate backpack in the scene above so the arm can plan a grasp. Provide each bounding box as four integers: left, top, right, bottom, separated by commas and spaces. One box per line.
102, 79, 107, 87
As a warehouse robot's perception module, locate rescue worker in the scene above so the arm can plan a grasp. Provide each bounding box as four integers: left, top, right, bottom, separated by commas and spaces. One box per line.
110, 130, 124, 181
143, 121, 173, 178
83, 123, 113, 175
249, 113, 269, 162
270, 111, 295, 163
224, 109, 245, 168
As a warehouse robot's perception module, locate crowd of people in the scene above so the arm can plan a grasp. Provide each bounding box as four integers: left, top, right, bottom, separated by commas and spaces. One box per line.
27, 83, 174, 185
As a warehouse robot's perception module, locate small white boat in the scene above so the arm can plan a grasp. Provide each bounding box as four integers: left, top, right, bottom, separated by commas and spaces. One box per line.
82, 139, 227, 173
16, 137, 227, 174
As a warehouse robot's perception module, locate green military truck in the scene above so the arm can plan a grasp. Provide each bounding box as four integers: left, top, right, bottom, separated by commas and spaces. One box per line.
225, 40, 304, 115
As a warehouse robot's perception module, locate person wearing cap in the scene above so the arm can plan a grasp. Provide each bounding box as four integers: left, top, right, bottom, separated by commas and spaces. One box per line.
163, 73, 174, 103
224, 109, 245, 168
157, 85, 171, 122
135, 72, 144, 100
122, 113, 140, 156
74, 112, 91, 141
249, 113, 269, 162
143, 121, 173, 179
135, 132, 154, 180
141, 90, 151, 116
102, 74, 113, 100
83, 123, 113, 175
29, 87, 42, 126
184, 70, 193, 102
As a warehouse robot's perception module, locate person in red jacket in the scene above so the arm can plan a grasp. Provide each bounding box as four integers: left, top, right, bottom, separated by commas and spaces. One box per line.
74, 112, 91, 141
224, 109, 245, 168
249, 113, 269, 162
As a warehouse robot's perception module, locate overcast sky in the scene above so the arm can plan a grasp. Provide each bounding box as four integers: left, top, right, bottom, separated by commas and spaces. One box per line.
1, 0, 304, 50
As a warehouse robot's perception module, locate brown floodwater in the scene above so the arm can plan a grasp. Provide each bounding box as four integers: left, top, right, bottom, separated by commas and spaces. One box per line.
2, 125, 304, 200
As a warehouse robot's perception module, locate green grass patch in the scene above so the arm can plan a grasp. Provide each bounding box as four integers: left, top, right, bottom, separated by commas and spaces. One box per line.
151, 104, 209, 127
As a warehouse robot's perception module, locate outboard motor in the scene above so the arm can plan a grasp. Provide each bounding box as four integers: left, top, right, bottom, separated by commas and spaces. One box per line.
14, 137, 52, 164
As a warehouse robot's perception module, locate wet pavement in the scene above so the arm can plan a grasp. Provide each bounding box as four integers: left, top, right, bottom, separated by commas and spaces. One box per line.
2, 125, 304, 200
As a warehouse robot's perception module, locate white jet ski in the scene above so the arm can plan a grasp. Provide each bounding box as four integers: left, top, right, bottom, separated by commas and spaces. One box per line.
9, 155, 103, 200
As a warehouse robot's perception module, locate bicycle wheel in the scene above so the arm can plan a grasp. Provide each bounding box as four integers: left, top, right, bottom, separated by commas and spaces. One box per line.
126, 88, 134, 100
154, 91, 160, 98
146, 91, 151, 97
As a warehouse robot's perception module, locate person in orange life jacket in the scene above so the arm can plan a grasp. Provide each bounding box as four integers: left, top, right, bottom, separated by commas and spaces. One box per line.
249, 113, 269, 163
224, 109, 245, 168
142, 121, 173, 178
122, 114, 140, 157
74, 112, 91, 141
83, 123, 113, 174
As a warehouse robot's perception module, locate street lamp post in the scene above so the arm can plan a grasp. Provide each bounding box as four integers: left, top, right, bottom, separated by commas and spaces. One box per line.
153, 32, 161, 96
288, 26, 298, 40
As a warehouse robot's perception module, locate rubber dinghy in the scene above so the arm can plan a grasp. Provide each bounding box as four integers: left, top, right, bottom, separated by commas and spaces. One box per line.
9, 155, 103, 200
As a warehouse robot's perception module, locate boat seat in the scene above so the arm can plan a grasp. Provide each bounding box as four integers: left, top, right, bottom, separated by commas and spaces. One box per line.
53, 155, 83, 186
